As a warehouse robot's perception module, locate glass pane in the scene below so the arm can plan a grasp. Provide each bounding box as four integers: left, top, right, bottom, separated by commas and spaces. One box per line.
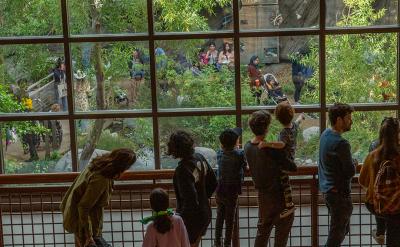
0, 44, 67, 113
76, 118, 154, 171
342, 111, 396, 162
0, 0, 62, 36
1, 120, 71, 174
242, 111, 320, 166
159, 115, 236, 169
326, 0, 398, 27
153, 1, 232, 32
68, 0, 148, 35
156, 39, 235, 109
71, 42, 151, 111
239, 0, 319, 30
241, 36, 319, 106
326, 33, 397, 104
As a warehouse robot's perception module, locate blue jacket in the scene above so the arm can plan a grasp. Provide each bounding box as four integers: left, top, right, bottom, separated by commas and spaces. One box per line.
318, 128, 356, 195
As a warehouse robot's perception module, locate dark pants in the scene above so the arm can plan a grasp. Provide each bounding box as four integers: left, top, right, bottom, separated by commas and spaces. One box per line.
365, 202, 387, 236
323, 192, 353, 247
254, 191, 294, 247
293, 78, 304, 102
386, 216, 400, 247
215, 193, 238, 247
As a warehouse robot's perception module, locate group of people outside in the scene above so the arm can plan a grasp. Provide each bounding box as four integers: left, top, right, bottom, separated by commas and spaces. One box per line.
60, 100, 400, 247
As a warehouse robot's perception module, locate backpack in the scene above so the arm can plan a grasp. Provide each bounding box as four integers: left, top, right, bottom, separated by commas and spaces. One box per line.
373, 160, 400, 215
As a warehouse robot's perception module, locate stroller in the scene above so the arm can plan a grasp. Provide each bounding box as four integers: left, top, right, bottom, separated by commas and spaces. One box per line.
260, 73, 287, 105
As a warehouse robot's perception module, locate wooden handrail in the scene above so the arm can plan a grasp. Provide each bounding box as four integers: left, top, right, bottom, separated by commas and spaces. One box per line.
0, 165, 363, 185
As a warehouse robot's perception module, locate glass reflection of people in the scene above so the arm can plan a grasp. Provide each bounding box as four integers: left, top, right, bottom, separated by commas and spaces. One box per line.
53, 58, 68, 111
218, 42, 234, 70
205, 42, 218, 67
247, 56, 265, 105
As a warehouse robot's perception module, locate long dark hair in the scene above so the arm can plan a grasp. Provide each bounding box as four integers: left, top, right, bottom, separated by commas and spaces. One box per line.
222, 42, 232, 55
150, 188, 172, 234
249, 55, 259, 66
376, 117, 400, 163
89, 148, 136, 179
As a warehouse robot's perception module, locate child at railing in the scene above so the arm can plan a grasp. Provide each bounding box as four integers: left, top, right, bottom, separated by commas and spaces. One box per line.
141, 188, 190, 247
60, 148, 136, 247
214, 127, 248, 247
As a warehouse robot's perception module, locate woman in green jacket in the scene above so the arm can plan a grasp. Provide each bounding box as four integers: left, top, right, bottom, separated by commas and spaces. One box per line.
61, 148, 136, 247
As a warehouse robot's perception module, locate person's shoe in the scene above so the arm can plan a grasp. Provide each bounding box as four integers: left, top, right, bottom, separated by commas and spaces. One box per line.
280, 207, 296, 218
372, 229, 385, 245
93, 236, 112, 247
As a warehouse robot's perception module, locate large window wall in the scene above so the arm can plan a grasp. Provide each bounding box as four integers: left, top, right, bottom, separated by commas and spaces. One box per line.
0, 0, 399, 174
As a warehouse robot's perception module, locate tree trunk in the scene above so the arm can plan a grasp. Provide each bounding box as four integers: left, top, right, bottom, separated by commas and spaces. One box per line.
79, 3, 106, 168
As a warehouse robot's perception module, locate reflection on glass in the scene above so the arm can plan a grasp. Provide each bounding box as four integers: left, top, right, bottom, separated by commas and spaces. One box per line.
0, 1, 62, 36
342, 111, 396, 162
326, 0, 397, 27
1, 120, 71, 174
159, 116, 236, 169
242, 112, 320, 166
241, 36, 319, 106
71, 42, 151, 111
76, 118, 154, 171
239, 0, 319, 30
0, 44, 66, 113
326, 33, 396, 104
156, 39, 235, 108
68, 0, 148, 34
154, 1, 232, 32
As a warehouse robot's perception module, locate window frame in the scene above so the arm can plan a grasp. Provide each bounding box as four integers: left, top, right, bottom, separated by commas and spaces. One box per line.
0, 0, 399, 172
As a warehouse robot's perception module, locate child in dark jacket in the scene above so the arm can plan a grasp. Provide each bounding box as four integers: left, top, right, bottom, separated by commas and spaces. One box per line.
214, 128, 248, 247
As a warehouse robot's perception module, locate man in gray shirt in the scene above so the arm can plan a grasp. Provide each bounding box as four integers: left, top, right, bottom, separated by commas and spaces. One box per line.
244, 110, 297, 247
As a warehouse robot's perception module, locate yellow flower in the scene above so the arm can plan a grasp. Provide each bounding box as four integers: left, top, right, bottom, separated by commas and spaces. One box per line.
22, 98, 33, 110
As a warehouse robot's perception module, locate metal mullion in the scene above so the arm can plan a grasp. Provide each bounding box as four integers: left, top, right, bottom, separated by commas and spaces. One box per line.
147, 0, 161, 170
61, 0, 78, 172
325, 25, 400, 35
233, 0, 242, 135
239, 28, 320, 37
0, 113, 70, 122
0, 36, 64, 45
319, 0, 327, 134
242, 105, 323, 114
397, 0, 400, 119
69, 33, 150, 43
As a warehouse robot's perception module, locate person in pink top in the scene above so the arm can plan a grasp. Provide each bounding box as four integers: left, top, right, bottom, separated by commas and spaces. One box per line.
142, 188, 190, 247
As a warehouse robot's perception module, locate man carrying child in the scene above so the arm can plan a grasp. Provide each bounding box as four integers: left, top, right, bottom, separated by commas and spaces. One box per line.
244, 110, 297, 247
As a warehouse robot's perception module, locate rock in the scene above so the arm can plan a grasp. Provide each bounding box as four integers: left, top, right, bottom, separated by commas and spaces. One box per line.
54, 146, 217, 172
303, 126, 320, 142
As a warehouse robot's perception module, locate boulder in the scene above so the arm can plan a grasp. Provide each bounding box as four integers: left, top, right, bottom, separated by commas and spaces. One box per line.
302, 126, 320, 142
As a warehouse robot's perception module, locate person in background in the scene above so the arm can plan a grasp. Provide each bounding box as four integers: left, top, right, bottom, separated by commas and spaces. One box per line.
61, 148, 136, 247
247, 56, 265, 105
205, 42, 219, 68
318, 103, 357, 247
53, 58, 68, 111
217, 42, 234, 70
128, 49, 145, 80
214, 127, 247, 247
291, 50, 314, 104
168, 130, 217, 247
244, 110, 297, 247
142, 188, 190, 247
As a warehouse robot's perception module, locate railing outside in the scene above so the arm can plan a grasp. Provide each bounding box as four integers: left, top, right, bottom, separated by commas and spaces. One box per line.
0, 167, 384, 247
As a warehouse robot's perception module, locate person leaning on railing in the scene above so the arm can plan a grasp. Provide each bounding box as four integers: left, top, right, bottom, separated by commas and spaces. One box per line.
60, 148, 137, 247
